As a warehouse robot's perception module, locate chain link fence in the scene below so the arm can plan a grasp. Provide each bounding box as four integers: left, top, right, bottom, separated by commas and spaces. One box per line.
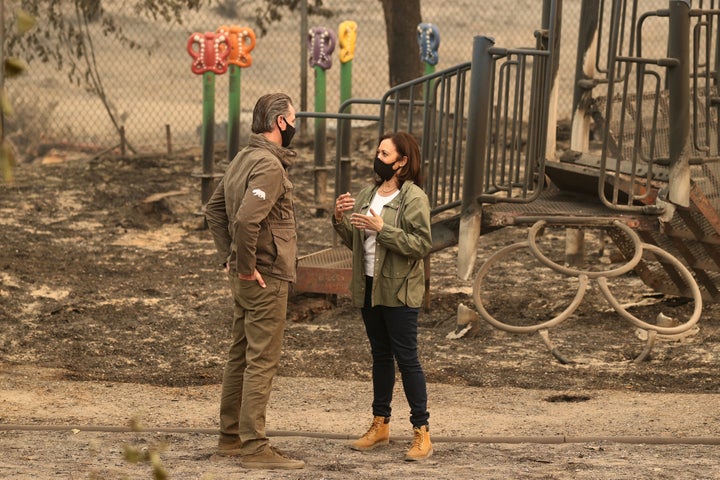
6, 0, 591, 158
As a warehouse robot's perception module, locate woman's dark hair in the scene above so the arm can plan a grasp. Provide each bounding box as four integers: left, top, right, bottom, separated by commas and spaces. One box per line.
376, 131, 423, 187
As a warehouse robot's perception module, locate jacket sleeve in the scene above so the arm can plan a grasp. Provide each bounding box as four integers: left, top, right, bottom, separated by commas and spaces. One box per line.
205, 178, 231, 267
376, 190, 432, 260
332, 215, 354, 249
232, 159, 285, 275
332, 185, 372, 250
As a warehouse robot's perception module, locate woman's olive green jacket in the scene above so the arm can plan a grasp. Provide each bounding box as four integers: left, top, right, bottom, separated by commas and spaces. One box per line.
332, 180, 432, 308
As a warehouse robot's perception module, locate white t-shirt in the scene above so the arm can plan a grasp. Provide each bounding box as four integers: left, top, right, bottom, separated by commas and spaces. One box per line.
363, 190, 400, 277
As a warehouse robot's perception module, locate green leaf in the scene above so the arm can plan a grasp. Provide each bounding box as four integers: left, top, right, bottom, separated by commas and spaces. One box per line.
0, 89, 13, 116
16, 10, 37, 35
1, 143, 16, 183
4, 58, 27, 78
122, 445, 143, 463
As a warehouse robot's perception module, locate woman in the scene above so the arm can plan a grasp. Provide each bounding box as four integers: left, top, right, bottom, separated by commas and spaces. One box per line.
332, 131, 433, 461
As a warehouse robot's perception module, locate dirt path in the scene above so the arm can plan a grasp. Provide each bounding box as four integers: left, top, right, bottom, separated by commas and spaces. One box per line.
1, 364, 719, 479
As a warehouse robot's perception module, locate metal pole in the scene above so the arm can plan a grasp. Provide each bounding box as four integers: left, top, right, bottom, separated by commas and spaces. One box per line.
165, 124, 172, 155
418, 23, 440, 108
714, 2, 720, 151
540, 0, 562, 160
219, 26, 255, 162
338, 20, 357, 195
201, 71, 216, 205
314, 65, 327, 215
340, 59, 352, 158
462, 36, 494, 213
715, 3, 720, 87
300, 0, 308, 137
567, 0, 600, 265
308, 26, 336, 215
571, 0, 600, 152
457, 35, 494, 281
227, 64, 241, 162
667, 0, 691, 208
0, 1, 5, 153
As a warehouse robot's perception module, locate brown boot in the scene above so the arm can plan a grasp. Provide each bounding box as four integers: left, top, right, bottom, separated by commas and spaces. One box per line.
405, 425, 433, 461
240, 445, 305, 470
216, 436, 242, 456
350, 416, 390, 451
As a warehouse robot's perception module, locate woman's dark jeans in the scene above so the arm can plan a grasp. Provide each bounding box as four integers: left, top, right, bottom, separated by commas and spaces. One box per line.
360, 276, 430, 428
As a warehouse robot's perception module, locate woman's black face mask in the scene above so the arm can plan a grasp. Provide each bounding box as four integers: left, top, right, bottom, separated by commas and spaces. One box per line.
374, 156, 398, 181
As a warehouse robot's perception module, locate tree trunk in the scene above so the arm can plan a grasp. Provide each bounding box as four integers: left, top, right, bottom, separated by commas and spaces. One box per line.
380, 0, 423, 88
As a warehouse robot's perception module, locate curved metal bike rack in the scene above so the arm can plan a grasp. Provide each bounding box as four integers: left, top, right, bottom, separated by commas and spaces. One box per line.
472, 220, 703, 364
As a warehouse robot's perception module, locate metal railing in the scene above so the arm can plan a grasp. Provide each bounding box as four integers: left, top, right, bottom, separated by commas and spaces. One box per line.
594, 1, 720, 212
462, 2, 560, 215
302, 61, 474, 218
376, 62, 472, 215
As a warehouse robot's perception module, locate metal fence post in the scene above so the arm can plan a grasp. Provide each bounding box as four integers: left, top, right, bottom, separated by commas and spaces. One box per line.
300, 0, 309, 138
667, 0, 691, 207
457, 35, 495, 281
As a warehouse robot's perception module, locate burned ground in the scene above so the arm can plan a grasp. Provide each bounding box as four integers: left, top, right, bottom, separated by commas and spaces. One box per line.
2, 133, 718, 396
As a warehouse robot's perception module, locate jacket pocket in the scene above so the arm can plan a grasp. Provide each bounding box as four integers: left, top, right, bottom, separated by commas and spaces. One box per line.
400, 261, 425, 307
270, 228, 297, 276
381, 254, 412, 278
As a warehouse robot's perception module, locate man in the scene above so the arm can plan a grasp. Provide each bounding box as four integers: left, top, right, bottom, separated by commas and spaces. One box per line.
205, 93, 304, 470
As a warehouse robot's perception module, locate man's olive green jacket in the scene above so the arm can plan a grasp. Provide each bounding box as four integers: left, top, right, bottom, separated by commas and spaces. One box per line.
206, 133, 297, 283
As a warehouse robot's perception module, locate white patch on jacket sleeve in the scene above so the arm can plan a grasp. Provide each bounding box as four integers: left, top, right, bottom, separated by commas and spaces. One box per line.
252, 188, 266, 200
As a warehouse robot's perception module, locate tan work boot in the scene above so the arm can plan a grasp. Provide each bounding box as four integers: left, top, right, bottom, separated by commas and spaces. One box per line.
240, 445, 305, 470
350, 416, 390, 451
405, 425, 433, 461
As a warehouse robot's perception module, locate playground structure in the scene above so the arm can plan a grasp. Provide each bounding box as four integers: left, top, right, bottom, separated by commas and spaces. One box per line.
294, 0, 720, 362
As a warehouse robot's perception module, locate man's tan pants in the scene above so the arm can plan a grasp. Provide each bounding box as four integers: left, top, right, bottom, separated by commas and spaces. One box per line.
219, 273, 288, 455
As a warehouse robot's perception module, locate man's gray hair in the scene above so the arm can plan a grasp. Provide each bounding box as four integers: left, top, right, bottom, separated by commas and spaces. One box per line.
251, 93, 294, 134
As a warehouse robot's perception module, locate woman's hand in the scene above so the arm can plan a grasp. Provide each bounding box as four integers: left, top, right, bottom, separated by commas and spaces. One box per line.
350, 208, 384, 232
334, 192, 355, 221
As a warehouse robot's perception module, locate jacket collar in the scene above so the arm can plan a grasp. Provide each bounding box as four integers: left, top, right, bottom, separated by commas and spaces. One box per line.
248, 133, 297, 168
370, 180, 415, 204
